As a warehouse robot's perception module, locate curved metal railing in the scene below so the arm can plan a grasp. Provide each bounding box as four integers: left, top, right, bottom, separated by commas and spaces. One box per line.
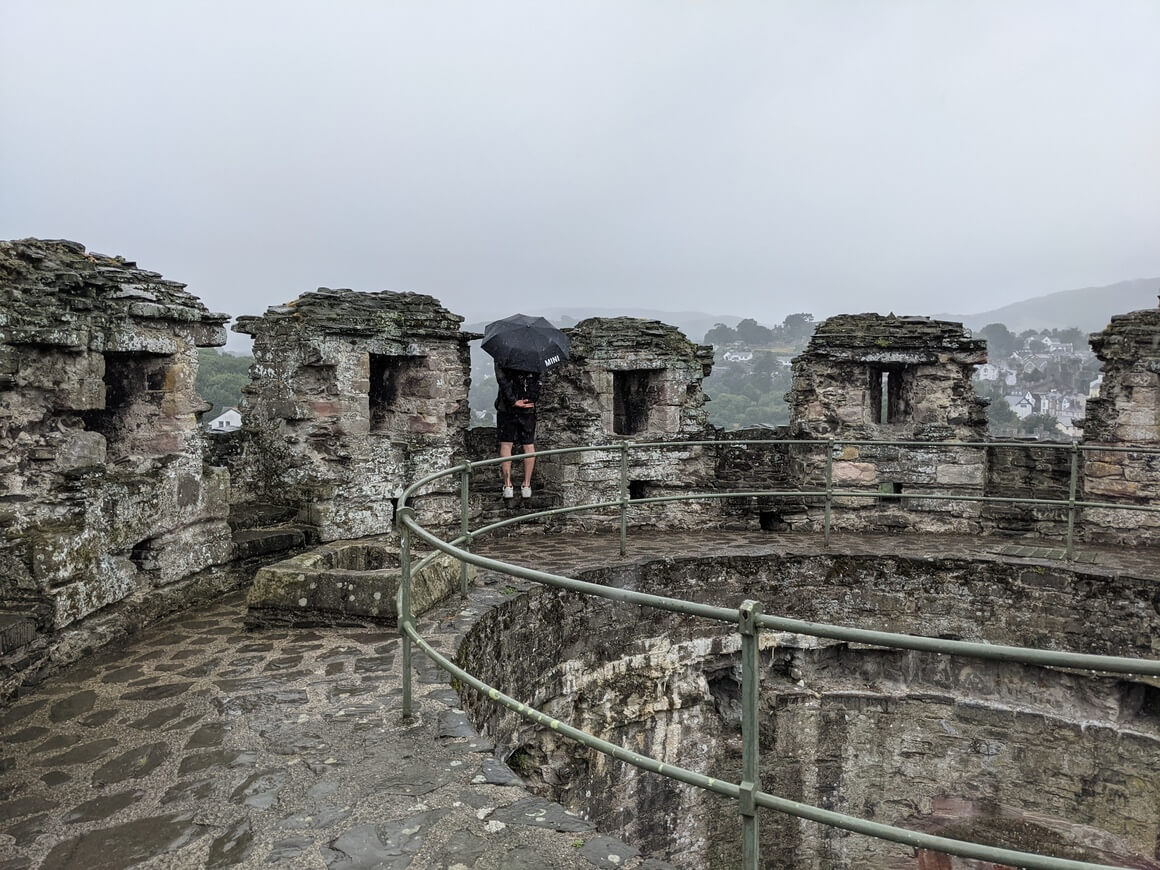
395, 438, 1160, 870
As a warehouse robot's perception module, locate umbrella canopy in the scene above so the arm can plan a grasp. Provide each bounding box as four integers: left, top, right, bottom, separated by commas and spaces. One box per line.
481, 313, 570, 373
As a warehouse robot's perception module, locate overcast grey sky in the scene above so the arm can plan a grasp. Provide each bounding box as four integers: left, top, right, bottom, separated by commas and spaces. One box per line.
3, 1, 1158, 335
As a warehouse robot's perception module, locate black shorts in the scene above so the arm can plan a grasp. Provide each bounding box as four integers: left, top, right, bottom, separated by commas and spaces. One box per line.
497, 407, 536, 445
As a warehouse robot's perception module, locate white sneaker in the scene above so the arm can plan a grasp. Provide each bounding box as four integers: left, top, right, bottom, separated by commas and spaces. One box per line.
520, 485, 532, 498
502, 485, 514, 499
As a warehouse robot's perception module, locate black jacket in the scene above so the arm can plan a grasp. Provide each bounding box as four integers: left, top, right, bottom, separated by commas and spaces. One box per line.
494, 366, 541, 411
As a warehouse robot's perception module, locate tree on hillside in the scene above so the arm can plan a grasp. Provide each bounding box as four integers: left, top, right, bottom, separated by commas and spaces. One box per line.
735, 318, 774, 346
1020, 413, 1065, 439
782, 313, 815, 342
752, 351, 779, 377
196, 349, 253, 420
1049, 327, 1088, 351
977, 323, 1016, 358
704, 323, 738, 346
985, 396, 1018, 429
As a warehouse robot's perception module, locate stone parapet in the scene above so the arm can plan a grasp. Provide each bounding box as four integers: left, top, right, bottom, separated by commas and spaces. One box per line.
1081, 300, 1160, 543
535, 317, 715, 528
0, 240, 235, 676
230, 288, 473, 540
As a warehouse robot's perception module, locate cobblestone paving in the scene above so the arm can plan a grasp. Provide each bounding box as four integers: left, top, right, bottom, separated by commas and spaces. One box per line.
0, 528, 1153, 869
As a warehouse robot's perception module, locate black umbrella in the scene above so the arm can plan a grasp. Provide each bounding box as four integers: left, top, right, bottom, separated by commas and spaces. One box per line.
481, 314, 570, 373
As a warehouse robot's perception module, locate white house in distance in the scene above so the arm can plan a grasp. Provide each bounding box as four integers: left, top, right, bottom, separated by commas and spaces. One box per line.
206, 407, 242, 433
1004, 392, 1036, 420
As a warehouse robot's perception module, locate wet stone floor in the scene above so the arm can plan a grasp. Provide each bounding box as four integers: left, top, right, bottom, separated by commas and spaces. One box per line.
0, 579, 665, 870
1, 528, 1150, 870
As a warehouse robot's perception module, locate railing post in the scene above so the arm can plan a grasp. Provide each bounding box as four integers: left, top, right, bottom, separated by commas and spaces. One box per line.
824, 440, 836, 549
1065, 442, 1079, 561
619, 441, 629, 557
459, 463, 471, 596
398, 506, 415, 721
739, 599, 762, 870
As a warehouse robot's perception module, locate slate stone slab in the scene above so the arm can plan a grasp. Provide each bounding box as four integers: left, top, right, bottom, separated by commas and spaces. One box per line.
498, 846, 560, 869
41, 811, 204, 869
479, 757, 522, 786
325, 810, 449, 870
492, 796, 594, 833
440, 829, 488, 867
207, 818, 255, 868
100, 665, 145, 684
32, 734, 81, 754
215, 690, 308, 715
6, 727, 49, 744
0, 700, 45, 729
38, 738, 118, 767
3, 812, 49, 847
0, 795, 58, 823
267, 836, 315, 862
231, 768, 290, 810
178, 749, 244, 776
426, 688, 461, 707
81, 709, 118, 727
92, 742, 169, 785
373, 759, 454, 796
438, 710, 478, 739
185, 723, 225, 750
63, 788, 144, 824
579, 834, 641, 868
280, 805, 352, 830
162, 778, 215, 805
120, 681, 193, 701
49, 690, 96, 722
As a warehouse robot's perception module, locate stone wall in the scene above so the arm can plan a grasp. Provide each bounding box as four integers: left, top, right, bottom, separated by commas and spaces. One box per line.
786, 314, 988, 534
980, 441, 1074, 539
458, 552, 1160, 869
0, 239, 233, 692
1081, 302, 1160, 544
534, 317, 717, 528
232, 289, 473, 541
712, 428, 809, 531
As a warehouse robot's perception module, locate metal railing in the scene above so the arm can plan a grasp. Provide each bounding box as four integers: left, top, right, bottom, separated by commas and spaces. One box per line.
395, 438, 1160, 870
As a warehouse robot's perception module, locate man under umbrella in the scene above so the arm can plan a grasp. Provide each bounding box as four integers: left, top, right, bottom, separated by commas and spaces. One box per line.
494, 365, 539, 499
481, 314, 570, 500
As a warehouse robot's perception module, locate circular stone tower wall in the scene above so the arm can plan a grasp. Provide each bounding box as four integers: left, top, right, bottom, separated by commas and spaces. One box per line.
457, 552, 1160, 869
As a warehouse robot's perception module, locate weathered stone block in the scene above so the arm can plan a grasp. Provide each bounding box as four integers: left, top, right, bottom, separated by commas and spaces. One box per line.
1122, 371, 1157, 388
49, 556, 137, 628
140, 520, 233, 586
935, 463, 983, 486
833, 462, 877, 485
1085, 460, 1123, 478
247, 538, 471, 624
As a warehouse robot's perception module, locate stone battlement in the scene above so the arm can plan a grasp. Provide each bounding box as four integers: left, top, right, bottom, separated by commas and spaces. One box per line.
3, 238, 1160, 699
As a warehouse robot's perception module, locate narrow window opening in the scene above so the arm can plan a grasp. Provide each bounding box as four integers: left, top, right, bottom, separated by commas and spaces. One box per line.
869, 366, 909, 424
878, 481, 903, 503
129, 538, 156, 572
369, 354, 423, 433
80, 351, 170, 460
613, 370, 656, 435
759, 510, 783, 531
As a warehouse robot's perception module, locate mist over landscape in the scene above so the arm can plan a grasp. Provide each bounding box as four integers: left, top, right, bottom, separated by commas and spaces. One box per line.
2, 2, 1157, 336
5, 1, 1159, 429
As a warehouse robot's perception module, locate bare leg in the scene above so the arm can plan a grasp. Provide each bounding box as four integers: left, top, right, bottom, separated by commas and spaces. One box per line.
522, 443, 535, 488
499, 442, 514, 488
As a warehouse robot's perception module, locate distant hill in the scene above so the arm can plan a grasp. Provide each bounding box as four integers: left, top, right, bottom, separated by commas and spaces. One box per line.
464, 307, 743, 343
939, 277, 1160, 333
